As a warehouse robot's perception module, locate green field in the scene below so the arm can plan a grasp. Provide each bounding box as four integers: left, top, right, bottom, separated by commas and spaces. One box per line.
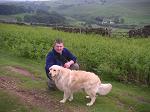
53, 0, 150, 25
0, 23, 150, 112
1, 0, 150, 26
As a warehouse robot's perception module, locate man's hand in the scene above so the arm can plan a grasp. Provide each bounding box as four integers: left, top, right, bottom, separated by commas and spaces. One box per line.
64, 60, 74, 68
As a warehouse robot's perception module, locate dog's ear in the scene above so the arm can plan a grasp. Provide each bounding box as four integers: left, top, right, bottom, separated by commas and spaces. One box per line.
49, 67, 52, 72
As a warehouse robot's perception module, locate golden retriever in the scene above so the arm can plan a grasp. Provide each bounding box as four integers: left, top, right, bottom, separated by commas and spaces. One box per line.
49, 65, 112, 106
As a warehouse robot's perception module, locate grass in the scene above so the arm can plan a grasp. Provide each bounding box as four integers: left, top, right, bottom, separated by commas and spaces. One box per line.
0, 23, 150, 85
55, 0, 150, 25
1, 0, 150, 26
0, 48, 150, 112
0, 90, 45, 112
0, 23, 150, 111
0, 90, 29, 112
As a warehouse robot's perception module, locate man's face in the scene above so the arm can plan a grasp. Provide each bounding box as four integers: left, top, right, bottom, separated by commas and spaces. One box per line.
54, 43, 64, 54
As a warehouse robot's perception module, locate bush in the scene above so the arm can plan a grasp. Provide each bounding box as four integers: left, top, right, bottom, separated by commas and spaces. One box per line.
0, 23, 150, 85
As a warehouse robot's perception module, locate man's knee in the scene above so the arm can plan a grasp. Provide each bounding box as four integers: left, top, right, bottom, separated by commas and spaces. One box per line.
70, 63, 79, 70
47, 78, 56, 90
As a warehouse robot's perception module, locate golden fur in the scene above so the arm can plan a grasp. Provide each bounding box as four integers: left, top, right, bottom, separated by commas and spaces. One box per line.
49, 65, 112, 106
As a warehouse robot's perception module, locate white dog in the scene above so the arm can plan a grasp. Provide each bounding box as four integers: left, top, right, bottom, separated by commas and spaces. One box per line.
49, 65, 112, 106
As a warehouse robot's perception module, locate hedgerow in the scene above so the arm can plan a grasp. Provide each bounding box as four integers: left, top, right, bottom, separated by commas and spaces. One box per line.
0, 23, 150, 85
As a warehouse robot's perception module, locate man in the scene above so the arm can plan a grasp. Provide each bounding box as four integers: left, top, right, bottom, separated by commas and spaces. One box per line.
45, 38, 79, 90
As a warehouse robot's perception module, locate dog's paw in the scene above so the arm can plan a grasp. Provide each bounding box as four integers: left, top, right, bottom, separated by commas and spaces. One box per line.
86, 96, 90, 99
86, 102, 93, 106
60, 99, 66, 103
68, 95, 73, 101
68, 97, 73, 101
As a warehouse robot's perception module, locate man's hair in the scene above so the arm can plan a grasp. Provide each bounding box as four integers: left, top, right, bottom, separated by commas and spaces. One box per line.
53, 38, 64, 46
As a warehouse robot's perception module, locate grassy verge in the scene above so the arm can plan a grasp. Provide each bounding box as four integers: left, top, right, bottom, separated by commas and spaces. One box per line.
0, 49, 150, 112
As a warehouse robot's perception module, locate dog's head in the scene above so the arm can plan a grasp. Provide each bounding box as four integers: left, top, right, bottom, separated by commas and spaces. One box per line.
49, 65, 61, 78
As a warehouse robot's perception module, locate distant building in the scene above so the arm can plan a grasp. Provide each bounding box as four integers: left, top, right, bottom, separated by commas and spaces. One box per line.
102, 19, 114, 25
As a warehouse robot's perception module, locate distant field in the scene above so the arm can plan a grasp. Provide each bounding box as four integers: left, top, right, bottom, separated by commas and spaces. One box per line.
0, 0, 150, 26
54, 0, 150, 25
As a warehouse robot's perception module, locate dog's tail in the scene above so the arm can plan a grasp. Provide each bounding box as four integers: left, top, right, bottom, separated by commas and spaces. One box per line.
97, 83, 112, 95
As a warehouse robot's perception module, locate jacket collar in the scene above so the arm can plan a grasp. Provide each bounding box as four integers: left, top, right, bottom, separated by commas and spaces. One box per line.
52, 48, 64, 55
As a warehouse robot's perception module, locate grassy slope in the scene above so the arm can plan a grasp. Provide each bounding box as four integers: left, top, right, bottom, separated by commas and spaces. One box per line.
54, 0, 150, 25
0, 0, 150, 25
0, 45, 150, 112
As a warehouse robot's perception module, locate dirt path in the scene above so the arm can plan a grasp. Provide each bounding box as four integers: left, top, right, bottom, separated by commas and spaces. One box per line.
7, 66, 35, 79
0, 66, 88, 112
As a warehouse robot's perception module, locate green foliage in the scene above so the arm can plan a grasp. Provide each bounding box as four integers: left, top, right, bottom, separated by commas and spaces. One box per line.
16, 16, 22, 22
0, 5, 29, 15
0, 48, 150, 112
0, 23, 150, 85
24, 10, 66, 24
53, 0, 150, 25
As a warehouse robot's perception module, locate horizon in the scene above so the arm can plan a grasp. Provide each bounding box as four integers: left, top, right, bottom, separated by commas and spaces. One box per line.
0, 0, 55, 1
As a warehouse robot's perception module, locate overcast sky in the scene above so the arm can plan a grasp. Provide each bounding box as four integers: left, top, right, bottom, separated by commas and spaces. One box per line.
0, 0, 55, 1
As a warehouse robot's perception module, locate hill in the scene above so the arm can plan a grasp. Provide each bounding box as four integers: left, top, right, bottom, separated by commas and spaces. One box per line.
50, 0, 150, 25
0, 0, 150, 27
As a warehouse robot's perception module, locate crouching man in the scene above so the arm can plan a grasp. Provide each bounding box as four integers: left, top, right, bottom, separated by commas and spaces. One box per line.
45, 38, 79, 90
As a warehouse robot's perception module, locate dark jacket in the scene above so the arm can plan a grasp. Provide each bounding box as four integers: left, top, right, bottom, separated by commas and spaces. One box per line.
45, 48, 77, 79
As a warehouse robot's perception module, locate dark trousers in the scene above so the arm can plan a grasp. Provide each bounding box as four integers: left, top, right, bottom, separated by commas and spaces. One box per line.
47, 78, 57, 90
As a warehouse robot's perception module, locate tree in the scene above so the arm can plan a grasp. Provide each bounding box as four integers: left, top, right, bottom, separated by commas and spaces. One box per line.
24, 10, 66, 24
120, 18, 125, 24
16, 17, 22, 22
0, 5, 28, 15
